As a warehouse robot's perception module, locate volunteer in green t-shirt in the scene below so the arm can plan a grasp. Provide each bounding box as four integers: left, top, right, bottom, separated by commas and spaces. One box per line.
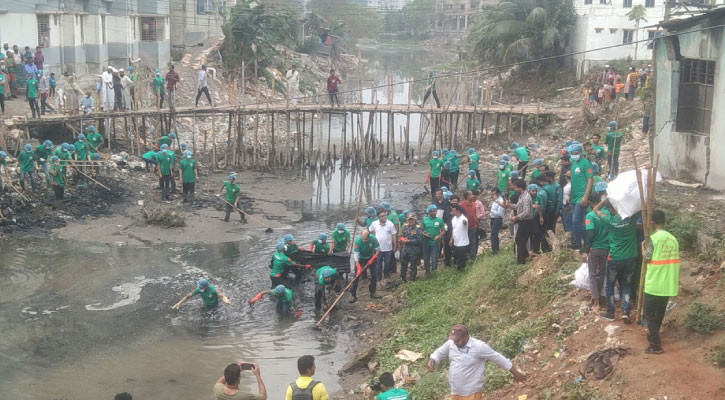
179, 150, 198, 203
593, 199, 640, 323
142, 150, 158, 172
18, 143, 36, 192
568, 143, 594, 251
350, 230, 381, 303
269, 241, 310, 287
641, 210, 680, 354
330, 223, 351, 253
85, 125, 104, 152
49, 156, 65, 209
465, 147, 480, 181
445, 149, 461, 189
74, 133, 90, 162
365, 372, 410, 400
248, 283, 301, 317
466, 170, 481, 191
496, 159, 509, 193
218, 173, 246, 222
421, 70, 441, 108
157, 144, 174, 201
581, 192, 610, 310
0, 70, 6, 113
421, 204, 446, 274
310, 233, 331, 254
605, 120, 623, 178
428, 150, 444, 201
314, 266, 340, 310
171, 278, 231, 310
35, 139, 53, 181
511, 142, 530, 177
26, 74, 40, 118
591, 133, 606, 162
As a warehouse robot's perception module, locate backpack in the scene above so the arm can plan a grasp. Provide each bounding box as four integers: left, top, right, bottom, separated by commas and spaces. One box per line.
290, 380, 319, 400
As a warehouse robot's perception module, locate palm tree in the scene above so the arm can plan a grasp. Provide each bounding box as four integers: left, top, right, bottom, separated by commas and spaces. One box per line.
626, 5, 648, 61
468, 0, 575, 63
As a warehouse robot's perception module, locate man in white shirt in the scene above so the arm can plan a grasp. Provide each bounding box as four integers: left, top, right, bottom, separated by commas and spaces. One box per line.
368, 209, 397, 281
286, 65, 300, 105
195, 64, 213, 107
428, 325, 525, 400
489, 188, 506, 255
449, 204, 469, 271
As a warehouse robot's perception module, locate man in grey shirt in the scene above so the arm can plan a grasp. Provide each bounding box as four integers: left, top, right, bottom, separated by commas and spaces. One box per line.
428, 324, 525, 399
195, 64, 213, 107
510, 179, 534, 264
214, 361, 267, 400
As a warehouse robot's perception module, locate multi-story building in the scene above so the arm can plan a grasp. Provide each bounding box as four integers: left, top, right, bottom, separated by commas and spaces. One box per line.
0, 1, 172, 79
367, 0, 411, 10
170, 0, 230, 59
434, 0, 495, 32
570, 0, 666, 78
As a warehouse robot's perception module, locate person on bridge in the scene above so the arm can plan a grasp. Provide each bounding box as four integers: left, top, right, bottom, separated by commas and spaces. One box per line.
172, 278, 231, 310
249, 284, 302, 318
351, 230, 381, 303
101, 66, 114, 111
310, 233, 331, 254
165, 64, 180, 110
327, 69, 342, 106
196, 64, 213, 107
420, 70, 441, 108
330, 222, 351, 254
80, 91, 94, 114
285, 65, 300, 106
26, 73, 40, 118
153, 69, 165, 109
314, 266, 341, 311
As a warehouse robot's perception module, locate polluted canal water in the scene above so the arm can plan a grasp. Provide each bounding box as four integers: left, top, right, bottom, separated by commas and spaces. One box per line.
0, 162, 426, 400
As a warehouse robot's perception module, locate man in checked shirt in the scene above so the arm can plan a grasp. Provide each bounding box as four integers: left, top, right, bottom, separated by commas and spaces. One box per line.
428, 324, 525, 400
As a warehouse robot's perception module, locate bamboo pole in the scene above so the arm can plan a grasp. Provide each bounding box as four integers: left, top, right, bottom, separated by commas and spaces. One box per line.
70, 166, 110, 191
405, 78, 411, 161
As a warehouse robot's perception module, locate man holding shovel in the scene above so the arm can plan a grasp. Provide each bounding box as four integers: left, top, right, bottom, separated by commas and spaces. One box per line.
218, 173, 246, 223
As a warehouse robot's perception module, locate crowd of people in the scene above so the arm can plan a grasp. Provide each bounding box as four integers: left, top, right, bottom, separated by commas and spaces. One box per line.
584, 64, 651, 107
0, 43, 57, 117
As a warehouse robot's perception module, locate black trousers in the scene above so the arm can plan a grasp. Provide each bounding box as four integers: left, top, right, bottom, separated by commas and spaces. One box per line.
160, 174, 171, 199
518, 161, 529, 178
270, 274, 284, 288
182, 182, 195, 201
530, 216, 542, 254
328, 91, 340, 105
40, 93, 54, 114
429, 176, 440, 201
28, 98, 40, 118
195, 86, 212, 106
350, 258, 371, 298
449, 171, 459, 189
442, 229, 453, 266
422, 89, 440, 108
644, 294, 669, 349
0, 93, 4, 113
453, 245, 468, 271
515, 219, 534, 264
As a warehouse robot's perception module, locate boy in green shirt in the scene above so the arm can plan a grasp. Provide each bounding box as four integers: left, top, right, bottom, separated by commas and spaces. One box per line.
18, 143, 36, 192
591, 133, 606, 162
179, 150, 198, 203
219, 172, 245, 222
496, 160, 509, 193
351, 230, 381, 302
157, 144, 174, 200
310, 233, 331, 254
466, 169, 481, 192
249, 284, 301, 317
153, 69, 165, 108
365, 372, 409, 400
428, 150, 443, 201
445, 150, 461, 189
85, 125, 103, 152
172, 278, 231, 310
569, 143, 594, 251
314, 266, 340, 310
331, 223, 350, 253
26, 75, 40, 118
511, 142, 530, 177
581, 192, 610, 310
465, 147, 480, 181
49, 156, 64, 209
35, 139, 53, 181
605, 121, 623, 178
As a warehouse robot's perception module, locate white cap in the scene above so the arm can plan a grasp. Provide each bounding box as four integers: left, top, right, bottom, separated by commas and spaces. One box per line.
605, 64, 610, 68
119, 68, 124, 72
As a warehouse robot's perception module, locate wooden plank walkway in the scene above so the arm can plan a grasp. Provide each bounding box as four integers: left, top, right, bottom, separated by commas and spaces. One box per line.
16, 102, 579, 126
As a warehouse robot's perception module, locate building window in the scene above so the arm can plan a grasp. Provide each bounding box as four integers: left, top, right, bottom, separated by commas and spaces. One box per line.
600, 0, 607, 3
677, 58, 715, 134
585, 0, 593, 4
610, 28, 618, 34
647, 30, 662, 49
623, 0, 632, 7
595, 27, 604, 33
140, 17, 165, 42
470, 1, 480, 9
622, 29, 634, 43
37, 15, 50, 48
645, 0, 655, 7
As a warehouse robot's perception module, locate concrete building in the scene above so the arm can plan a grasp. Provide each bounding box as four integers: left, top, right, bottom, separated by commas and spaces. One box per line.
0, 1, 170, 79
368, 0, 411, 10
570, 1, 666, 79
653, 6, 725, 189
434, 0, 495, 32
170, 0, 229, 59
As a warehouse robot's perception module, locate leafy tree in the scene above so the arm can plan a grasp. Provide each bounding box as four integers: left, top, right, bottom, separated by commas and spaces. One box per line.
402, 0, 436, 36
626, 5, 647, 61
309, 0, 383, 42
468, 0, 575, 64
220, 0, 300, 75
329, 16, 347, 36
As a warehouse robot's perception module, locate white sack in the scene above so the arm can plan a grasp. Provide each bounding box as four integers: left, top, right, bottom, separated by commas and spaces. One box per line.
605, 169, 662, 219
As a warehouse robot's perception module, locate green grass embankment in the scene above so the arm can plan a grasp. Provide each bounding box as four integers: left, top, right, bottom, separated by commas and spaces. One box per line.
375, 247, 579, 398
